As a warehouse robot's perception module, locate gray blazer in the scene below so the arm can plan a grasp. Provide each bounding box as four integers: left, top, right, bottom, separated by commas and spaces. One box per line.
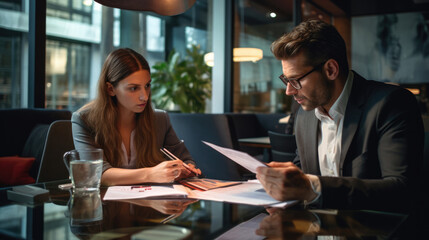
71, 109, 195, 172
294, 71, 424, 211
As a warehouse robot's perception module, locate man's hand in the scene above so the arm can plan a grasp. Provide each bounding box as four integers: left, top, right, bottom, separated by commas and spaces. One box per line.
256, 162, 317, 202
255, 209, 320, 238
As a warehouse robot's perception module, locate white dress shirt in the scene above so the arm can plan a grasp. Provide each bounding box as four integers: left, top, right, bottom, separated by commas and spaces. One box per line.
306, 71, 354, 203
120, 129, 137, 168
315, 71, 353, 176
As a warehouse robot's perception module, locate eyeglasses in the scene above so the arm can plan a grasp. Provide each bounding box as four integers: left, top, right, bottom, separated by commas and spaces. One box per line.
279, 62, 325, 90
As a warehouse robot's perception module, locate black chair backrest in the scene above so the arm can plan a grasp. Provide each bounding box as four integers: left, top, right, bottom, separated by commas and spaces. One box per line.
37, 120, 75, 183
268, 131, 297, 162
169, 113, 247, 181
225, 113, 267, 156
0, 108, 71, 157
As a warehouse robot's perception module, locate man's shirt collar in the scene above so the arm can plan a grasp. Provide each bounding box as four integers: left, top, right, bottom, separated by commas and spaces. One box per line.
315, 71, 354, 122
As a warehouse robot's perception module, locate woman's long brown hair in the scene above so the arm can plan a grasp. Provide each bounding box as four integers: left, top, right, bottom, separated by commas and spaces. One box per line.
79, 48, 164, 168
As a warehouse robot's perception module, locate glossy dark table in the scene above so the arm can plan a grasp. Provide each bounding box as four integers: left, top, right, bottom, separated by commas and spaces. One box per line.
0, 180, 425, 240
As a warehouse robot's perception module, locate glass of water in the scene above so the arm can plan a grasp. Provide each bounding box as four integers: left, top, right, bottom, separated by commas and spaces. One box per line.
63, 149, 103, 192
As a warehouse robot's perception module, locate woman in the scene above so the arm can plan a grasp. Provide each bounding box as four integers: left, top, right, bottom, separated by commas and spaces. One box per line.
72, 48, 201, 186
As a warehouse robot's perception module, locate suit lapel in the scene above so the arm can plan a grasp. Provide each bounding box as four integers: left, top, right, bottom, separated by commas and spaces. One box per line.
308, 113, 321, 174
340, 72, 365, 172
300, 109, 321, 174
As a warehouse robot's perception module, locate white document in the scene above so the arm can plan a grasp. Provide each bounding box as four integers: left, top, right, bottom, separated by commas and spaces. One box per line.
103, 184, 190, 200
189, 181, 297, 207
202, 141, 268, 173
215, 213, 267, 240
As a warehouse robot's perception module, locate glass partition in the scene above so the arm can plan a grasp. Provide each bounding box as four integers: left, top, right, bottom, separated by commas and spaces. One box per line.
44, 0, 211, 112
0, 0, 26, 108
0, 0, 211, 111
232, 0, 294, 114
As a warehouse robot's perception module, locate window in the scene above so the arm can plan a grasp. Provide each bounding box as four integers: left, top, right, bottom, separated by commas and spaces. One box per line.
0, 30, 22, 108
0, 0, 212, 111
146, 15, 164, 52
233, 0, 294, 113
47, 0, 92, 24
43, 0, 209, 112
0, 0, 25, 108
45, 40, 91, 111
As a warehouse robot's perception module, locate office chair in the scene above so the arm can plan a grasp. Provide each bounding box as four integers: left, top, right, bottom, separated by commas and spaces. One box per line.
37, 120, 75, 183
169, 113, 246, 181
268, 131, 297, 162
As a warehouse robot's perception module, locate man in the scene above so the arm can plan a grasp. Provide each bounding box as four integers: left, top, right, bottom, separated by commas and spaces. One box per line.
256, 20, 424, 211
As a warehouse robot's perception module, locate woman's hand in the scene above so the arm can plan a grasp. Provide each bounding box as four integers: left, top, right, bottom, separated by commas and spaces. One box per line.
149, 160, 186, 183
122, 198, 198, 215
178, 163, 202, 179
187, 163, 202, 175
148, 199, 198, 215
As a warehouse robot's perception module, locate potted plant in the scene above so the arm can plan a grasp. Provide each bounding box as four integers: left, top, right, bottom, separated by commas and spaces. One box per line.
151, 44, 212, 113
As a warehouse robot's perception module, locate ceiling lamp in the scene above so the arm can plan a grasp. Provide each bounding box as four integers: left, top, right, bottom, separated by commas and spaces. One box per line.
82, 0, 93, 6
204, 47, 263, 67
94, 0, 196, 16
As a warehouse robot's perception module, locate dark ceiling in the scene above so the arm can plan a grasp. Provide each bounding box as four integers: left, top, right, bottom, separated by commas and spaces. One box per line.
247, 0, 429, 19
330, 0, 429, 16
240, 0, 429, 26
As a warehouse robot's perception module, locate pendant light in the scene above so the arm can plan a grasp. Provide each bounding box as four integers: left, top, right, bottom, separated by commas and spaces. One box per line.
204, 0, 263, 67
204, 48, 263, 67
94, 0, 196, 16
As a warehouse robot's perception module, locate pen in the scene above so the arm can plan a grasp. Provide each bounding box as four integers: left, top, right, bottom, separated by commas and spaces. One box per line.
160, 148, 175, 160
160, 148, 199, 176
58, 183, 73, 190
131, 186, 152, 190
161, 214, 178, 224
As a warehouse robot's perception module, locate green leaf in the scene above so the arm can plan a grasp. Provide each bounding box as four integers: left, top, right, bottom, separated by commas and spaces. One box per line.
151, 44, 212, 113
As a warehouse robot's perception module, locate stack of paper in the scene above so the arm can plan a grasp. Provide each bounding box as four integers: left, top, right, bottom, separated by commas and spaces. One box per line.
103, 141, 298, 207
103, 184, 190, 200
179, 178, 241, 191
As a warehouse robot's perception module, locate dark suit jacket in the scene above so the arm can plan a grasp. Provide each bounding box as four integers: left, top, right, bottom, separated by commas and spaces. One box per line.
294, 71, 424, 211
72, 109, 194, 172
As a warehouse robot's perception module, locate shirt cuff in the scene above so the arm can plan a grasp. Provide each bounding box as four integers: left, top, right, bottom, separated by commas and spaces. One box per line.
304, 174, 322, 206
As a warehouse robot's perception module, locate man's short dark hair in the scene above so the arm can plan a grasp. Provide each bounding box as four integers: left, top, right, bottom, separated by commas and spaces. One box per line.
271, 20, 349, 78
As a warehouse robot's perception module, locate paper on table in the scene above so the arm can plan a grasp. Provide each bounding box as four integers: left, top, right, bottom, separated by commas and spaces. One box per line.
103, 184, 190, 200
189, 181, 297, 207
215, 213, 267, 240
202, 141, 268, 173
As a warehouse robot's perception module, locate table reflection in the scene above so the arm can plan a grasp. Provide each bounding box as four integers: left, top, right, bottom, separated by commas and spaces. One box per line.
69, 196, 197, 239
255, 208, 407, 240
69, 190, 103, 224
0, 180, 420, 240
68, 190, 103, 239
119, 198, 198, 217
